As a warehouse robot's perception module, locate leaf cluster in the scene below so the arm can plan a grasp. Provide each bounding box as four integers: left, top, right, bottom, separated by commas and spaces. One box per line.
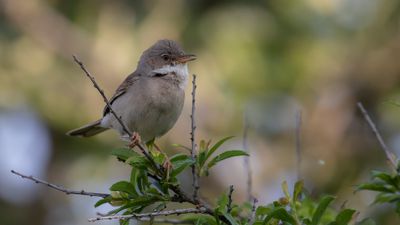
356, 167, 400, 215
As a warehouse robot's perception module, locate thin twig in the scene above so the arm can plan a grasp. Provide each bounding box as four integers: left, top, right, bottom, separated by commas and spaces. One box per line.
88, 208, 206, 222
137, 218, 193, 224
11, 170, 109, 198
242, 113, 253, 202
72, 55, 158, 170
72, 55, 131, 136
227, 185, 234, 213
248, 198, 258, 224
295, 110, 302, 180
190, 74, 199, 202
357, 102, 398, 171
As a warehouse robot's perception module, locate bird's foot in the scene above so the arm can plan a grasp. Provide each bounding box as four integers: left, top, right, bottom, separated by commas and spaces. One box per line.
128, 132, 141, 148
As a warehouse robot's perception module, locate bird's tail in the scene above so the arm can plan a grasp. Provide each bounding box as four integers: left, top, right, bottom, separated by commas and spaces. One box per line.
66, 119, 109, 137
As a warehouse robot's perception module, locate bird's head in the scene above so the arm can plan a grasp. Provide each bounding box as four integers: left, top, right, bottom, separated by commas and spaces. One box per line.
138, 40, 196, 83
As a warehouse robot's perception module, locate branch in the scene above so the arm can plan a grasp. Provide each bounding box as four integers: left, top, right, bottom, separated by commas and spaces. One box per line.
11, 170, 109, 198
72, 55, 159, 171
138, 218, 193, 224
190, 74, 200, 202
357, 102, 398, 171
248, 198, 258, 224
242, 113, 253, 202
88, 208, 206, 222
227, 185, 234, 213
295, 110, 302, 180
72, 55, 131, 136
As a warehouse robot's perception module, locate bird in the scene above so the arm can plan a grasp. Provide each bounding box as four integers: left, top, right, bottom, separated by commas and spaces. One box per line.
67, 39, 196, 144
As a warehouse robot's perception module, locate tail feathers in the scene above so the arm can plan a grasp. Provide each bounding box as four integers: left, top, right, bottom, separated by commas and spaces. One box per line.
67, 119, 109, 137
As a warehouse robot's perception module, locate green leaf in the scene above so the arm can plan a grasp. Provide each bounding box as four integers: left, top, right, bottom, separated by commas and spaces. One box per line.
356, 183, 396, 193
371, 170, 399, 188
373, 193, 400, 204
172, 143, 192, 152
206, 136, 235, 161
262, 207, 297, 225
311, 196, 335, 225
111, 148, 141, 161
256, 206, 272, 217
94, 196, 112, 207
207, 150, 249, 169
119, 219, 129, 225
282, 181, 290, 199
126, 156, 150, 169
222, 212, 239, 225
181, 214, 217, 225
335, 209, 356, 225
110, 181, 137, 196
198, 150, 208, 168
170, 154, 195, 177
293, 180, 303, 202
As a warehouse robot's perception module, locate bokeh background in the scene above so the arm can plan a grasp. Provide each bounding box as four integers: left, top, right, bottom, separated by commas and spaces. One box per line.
1, 0, 400, 224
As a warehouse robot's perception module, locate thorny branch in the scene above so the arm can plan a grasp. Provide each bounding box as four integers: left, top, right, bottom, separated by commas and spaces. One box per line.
134, 217, 193, 224
227, 185, 234, 213
248, 198, 258, 224
190, 74, 200, 202
72, 55, 131, 136
357, 102, 398, 171
11, 170, 109, 198
295, 110, 302, 180
242, 113, 253, 202
88, 208, 206, 222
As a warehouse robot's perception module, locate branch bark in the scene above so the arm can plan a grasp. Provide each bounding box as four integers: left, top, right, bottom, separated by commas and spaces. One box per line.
357, 102, 398, 171
242, 113, 253, 202
190, 74, 200, 202
295, 110, 302, 180
11, 170, 109, 198
88, 208, 206, 222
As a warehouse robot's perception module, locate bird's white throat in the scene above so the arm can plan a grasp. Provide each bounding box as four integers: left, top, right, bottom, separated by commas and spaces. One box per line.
152, 64, 189, 89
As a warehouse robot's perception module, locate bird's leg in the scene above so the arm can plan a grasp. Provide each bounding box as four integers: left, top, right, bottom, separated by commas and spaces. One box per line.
128, 132, 141, 149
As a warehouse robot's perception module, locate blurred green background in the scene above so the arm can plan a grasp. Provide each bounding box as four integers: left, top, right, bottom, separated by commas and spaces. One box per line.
1, 0, 400, 224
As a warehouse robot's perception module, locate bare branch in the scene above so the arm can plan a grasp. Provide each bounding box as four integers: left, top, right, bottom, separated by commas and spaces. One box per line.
190, 74, 200, 202
227, 185, 234, 213
88, 208, 206, 222
72, 55, 131, 136
242, 113, 253, 202
138, 218, 193, 224
295, 110, 302, 180
11, 170, 109, 198
248, 198, 258, 224
357, 102, 398, 171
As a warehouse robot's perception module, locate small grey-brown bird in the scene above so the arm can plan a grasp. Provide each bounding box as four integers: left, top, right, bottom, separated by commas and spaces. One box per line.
67, 39, 196, 143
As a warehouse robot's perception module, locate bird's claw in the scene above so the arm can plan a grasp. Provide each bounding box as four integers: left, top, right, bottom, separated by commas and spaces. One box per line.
128, 132, 141, 148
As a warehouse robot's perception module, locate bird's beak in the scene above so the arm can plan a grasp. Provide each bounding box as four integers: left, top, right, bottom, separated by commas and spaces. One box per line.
176, 54, 197, 64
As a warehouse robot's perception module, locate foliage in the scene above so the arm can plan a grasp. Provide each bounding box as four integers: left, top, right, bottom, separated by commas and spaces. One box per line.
95, 137, 249, 224
89, 136, 393, 225
356, 165, 400, 216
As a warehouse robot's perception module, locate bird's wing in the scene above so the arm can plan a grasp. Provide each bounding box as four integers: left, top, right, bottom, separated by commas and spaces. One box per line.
103, 72, 140, 116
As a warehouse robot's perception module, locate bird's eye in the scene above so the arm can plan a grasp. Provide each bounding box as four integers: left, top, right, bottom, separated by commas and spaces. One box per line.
161, 54, 169, 61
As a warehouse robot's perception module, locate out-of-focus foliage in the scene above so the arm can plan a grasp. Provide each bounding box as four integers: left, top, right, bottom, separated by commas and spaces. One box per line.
357, 167, 400, 216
